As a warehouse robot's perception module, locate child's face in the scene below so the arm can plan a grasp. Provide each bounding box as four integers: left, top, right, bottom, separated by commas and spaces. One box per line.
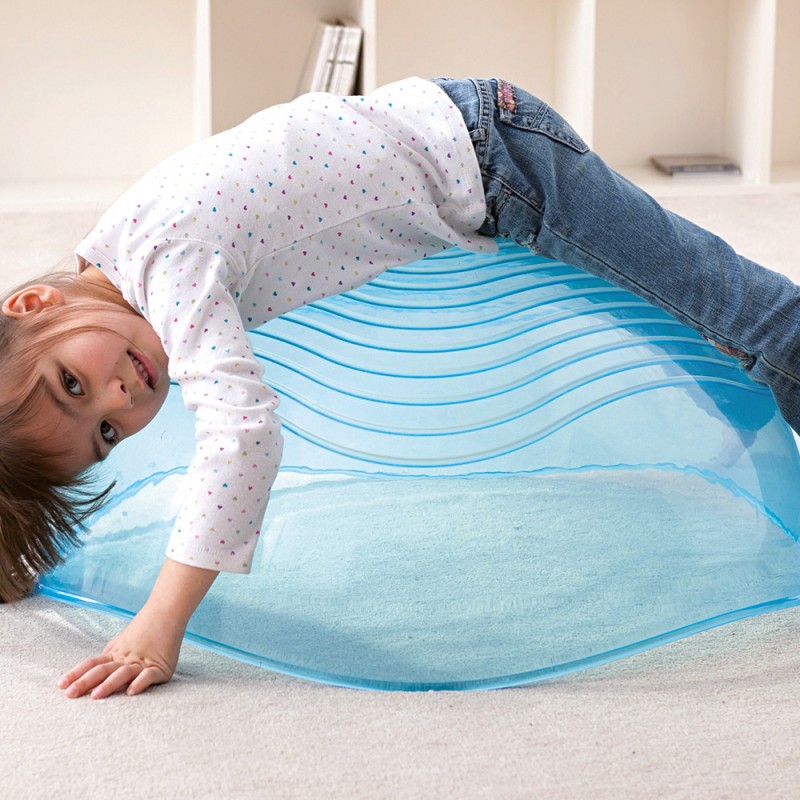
32, 308, 170, 475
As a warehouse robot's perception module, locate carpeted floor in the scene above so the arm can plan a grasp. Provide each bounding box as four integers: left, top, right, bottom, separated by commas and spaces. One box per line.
2, 187, 800, 799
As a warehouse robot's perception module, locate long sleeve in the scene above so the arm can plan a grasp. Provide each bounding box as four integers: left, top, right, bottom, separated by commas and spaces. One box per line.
142, 241, 283, 571
78, 236, 284, 572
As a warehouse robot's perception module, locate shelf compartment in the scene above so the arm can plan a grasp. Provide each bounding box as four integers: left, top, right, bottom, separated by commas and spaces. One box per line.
771, 0, 800, 183
361, 0, 595, 128
592, 0, 774, 187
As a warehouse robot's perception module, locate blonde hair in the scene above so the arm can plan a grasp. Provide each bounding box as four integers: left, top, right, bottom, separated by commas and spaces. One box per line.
0, 269, 135, 602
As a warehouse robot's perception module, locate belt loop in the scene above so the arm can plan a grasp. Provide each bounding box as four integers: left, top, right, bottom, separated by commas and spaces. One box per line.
471, 78, 492, 136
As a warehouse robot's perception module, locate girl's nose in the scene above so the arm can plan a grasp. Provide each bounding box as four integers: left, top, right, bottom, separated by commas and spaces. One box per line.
108, 379, 134, 410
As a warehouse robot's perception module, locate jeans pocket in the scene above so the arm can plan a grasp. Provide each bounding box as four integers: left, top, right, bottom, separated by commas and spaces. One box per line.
495, 79, 589, 154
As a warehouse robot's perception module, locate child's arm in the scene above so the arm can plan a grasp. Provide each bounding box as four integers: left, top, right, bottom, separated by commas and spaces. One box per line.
58, 558, 217, 699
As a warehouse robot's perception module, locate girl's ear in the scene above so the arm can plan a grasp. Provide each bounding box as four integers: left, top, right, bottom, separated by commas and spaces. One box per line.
1, 285, 67, 317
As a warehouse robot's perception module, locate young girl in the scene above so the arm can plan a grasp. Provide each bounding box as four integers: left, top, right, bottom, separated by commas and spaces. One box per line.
2, 77, 799, 699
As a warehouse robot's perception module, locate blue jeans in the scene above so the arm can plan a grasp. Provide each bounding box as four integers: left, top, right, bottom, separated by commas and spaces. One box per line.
432, 77, 800, 435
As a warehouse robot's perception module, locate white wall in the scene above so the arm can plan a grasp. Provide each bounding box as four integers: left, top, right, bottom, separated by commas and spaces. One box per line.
0, 0, 195, 183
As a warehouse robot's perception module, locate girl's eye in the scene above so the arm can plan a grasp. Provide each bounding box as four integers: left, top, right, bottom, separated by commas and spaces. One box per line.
63, 371, 83, 396
100, 421, 118, 444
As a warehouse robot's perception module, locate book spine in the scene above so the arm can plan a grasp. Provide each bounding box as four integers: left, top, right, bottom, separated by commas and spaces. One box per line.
298, 20, 363, 96
330, 22, 362, 95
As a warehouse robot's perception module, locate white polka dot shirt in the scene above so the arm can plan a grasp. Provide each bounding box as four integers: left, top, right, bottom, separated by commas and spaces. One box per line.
76, 77, 496, 573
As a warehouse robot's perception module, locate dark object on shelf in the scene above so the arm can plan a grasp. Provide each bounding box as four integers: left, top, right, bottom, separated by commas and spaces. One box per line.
651, 154, 741, 176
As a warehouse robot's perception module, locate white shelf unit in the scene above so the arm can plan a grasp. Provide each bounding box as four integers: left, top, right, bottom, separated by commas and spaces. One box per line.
358, 0, 799, 194
3, 0, 797, 206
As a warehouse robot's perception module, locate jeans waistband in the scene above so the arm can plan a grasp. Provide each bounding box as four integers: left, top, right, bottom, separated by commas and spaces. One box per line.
429, 77, 496, 143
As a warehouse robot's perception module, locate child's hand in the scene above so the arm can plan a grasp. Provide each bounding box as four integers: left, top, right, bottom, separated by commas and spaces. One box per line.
58, 558, 218, 699
58, 604, 182, 699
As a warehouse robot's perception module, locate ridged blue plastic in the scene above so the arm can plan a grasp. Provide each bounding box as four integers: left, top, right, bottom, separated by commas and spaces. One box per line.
38, 243, 800, 690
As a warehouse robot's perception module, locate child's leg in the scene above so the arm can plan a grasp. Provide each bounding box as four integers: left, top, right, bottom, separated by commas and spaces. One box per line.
433, 77, 800, 434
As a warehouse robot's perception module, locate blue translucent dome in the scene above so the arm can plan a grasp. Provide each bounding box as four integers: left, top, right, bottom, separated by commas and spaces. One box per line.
39, 243, 800, 690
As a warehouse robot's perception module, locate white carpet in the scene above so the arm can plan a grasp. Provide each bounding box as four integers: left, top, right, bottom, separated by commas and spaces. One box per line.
2, 188, 800, 799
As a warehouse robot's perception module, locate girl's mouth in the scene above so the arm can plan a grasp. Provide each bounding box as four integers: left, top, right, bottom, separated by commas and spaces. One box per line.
129, 351, 157, 390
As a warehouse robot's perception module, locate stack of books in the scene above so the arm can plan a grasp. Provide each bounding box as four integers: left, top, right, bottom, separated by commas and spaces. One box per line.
298, 19, 363, 96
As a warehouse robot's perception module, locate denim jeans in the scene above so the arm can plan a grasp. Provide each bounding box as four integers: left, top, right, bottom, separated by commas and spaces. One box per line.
432, 77, 800, 435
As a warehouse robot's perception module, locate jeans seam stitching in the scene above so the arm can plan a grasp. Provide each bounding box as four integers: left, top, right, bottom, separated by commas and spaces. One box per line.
759, 353, 800, 386
485, 175, 544, 215
541, 221, 763, 357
